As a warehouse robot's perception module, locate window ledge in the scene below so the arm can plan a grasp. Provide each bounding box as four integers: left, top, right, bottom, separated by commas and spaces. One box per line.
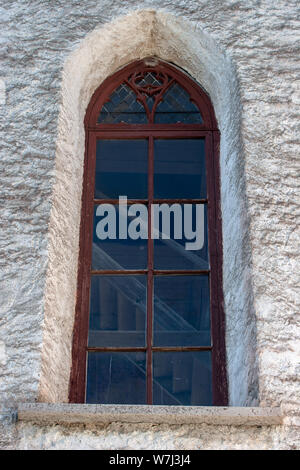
17, 403, 283, 427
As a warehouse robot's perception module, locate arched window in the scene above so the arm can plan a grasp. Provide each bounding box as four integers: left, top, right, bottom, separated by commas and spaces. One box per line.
69, 59, 227, 406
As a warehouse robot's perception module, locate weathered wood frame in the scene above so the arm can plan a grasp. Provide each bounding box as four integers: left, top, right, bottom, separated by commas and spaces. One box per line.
69, 59, 228, 405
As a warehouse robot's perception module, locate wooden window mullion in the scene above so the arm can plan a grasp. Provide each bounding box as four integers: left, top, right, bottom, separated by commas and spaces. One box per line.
147, 135, 154, 404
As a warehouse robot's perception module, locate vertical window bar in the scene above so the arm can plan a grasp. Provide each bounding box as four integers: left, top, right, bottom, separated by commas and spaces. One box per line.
147, 136, 154, 404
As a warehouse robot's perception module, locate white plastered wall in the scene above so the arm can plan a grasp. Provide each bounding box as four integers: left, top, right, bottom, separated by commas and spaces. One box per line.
40, 10, 258, 405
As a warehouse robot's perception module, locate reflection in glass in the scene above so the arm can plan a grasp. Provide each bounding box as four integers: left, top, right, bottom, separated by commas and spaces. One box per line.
86, 352, 146, 404
154, 83, 203, 124
97, 84, 147, 124
154, 204, 209, 270
95, 140, 148, 199
88, 275, 146, 347
92, 205, 148, 270
153, 351, 212, 406
154, 139, 206, 199
153, 276, 210, 347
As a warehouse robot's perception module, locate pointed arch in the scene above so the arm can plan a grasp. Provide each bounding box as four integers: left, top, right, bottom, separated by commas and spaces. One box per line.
86, 60, 217, 128
69, 58, 227, 405
40, 11, 258, 407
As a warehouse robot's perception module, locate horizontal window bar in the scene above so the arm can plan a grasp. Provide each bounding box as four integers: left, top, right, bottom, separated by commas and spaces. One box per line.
91, 270, 210, 275
87, 347, 147, 352
91, 270, 148, 275
153, 346, 212, 351
94, 199, 149, 205
87, 346, 213, 352
88, 126, 214, 132
98, 111, 204, 115
152, 199, 208, 204
93, 199, 208, 204
153, 270, 210, 275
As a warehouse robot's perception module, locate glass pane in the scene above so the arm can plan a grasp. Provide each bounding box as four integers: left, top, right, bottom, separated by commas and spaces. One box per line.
86, 352, 146, 404
153, 276, 210, 347
153, 351, 212, 406
92, 205, 148, 270
88, 275, 147, 347
154, 83, 203, 124
154, 139, 206, 199
95, 140, 148, 199
97, 84, 147, 124
133, 71, 166, 87
153, 204, 209, 270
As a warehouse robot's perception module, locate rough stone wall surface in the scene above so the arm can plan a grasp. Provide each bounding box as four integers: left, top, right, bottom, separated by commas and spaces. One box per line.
0, 0, 299, 450
5, 420, 300, 450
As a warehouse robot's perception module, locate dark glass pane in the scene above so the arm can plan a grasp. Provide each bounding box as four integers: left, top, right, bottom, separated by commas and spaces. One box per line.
133, 71, 165, 87
155, 83, 203, 124
153, 204, 209, 270
153, 276, 210, 347
86, 352, 146, 404
154, 139, 206, 199
92, 205, 148, 270
95, 140, 148, 199
88, 275, 146, 347
97, 84, 147, 124
153, 352, 212, 406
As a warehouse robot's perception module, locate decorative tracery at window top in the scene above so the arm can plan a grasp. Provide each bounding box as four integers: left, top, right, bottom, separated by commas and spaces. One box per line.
98, 69, 203, 124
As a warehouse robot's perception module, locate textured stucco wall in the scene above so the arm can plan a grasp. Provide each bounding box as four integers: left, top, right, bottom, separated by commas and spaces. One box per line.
0, 0, 299, 450
9, 421, 295, 450
1, 406, 300, 450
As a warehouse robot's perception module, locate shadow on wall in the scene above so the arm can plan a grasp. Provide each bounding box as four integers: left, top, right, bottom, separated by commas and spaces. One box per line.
40, 9, 259, 406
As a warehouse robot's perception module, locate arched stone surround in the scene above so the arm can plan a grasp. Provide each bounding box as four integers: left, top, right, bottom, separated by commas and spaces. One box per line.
40, 10, 258, 405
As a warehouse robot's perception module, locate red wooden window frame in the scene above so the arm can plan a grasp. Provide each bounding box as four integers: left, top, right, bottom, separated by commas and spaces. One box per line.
69, 59, 228, 405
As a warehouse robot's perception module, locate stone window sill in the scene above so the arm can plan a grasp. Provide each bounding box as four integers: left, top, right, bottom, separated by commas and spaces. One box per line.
17, 403, 283, 427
